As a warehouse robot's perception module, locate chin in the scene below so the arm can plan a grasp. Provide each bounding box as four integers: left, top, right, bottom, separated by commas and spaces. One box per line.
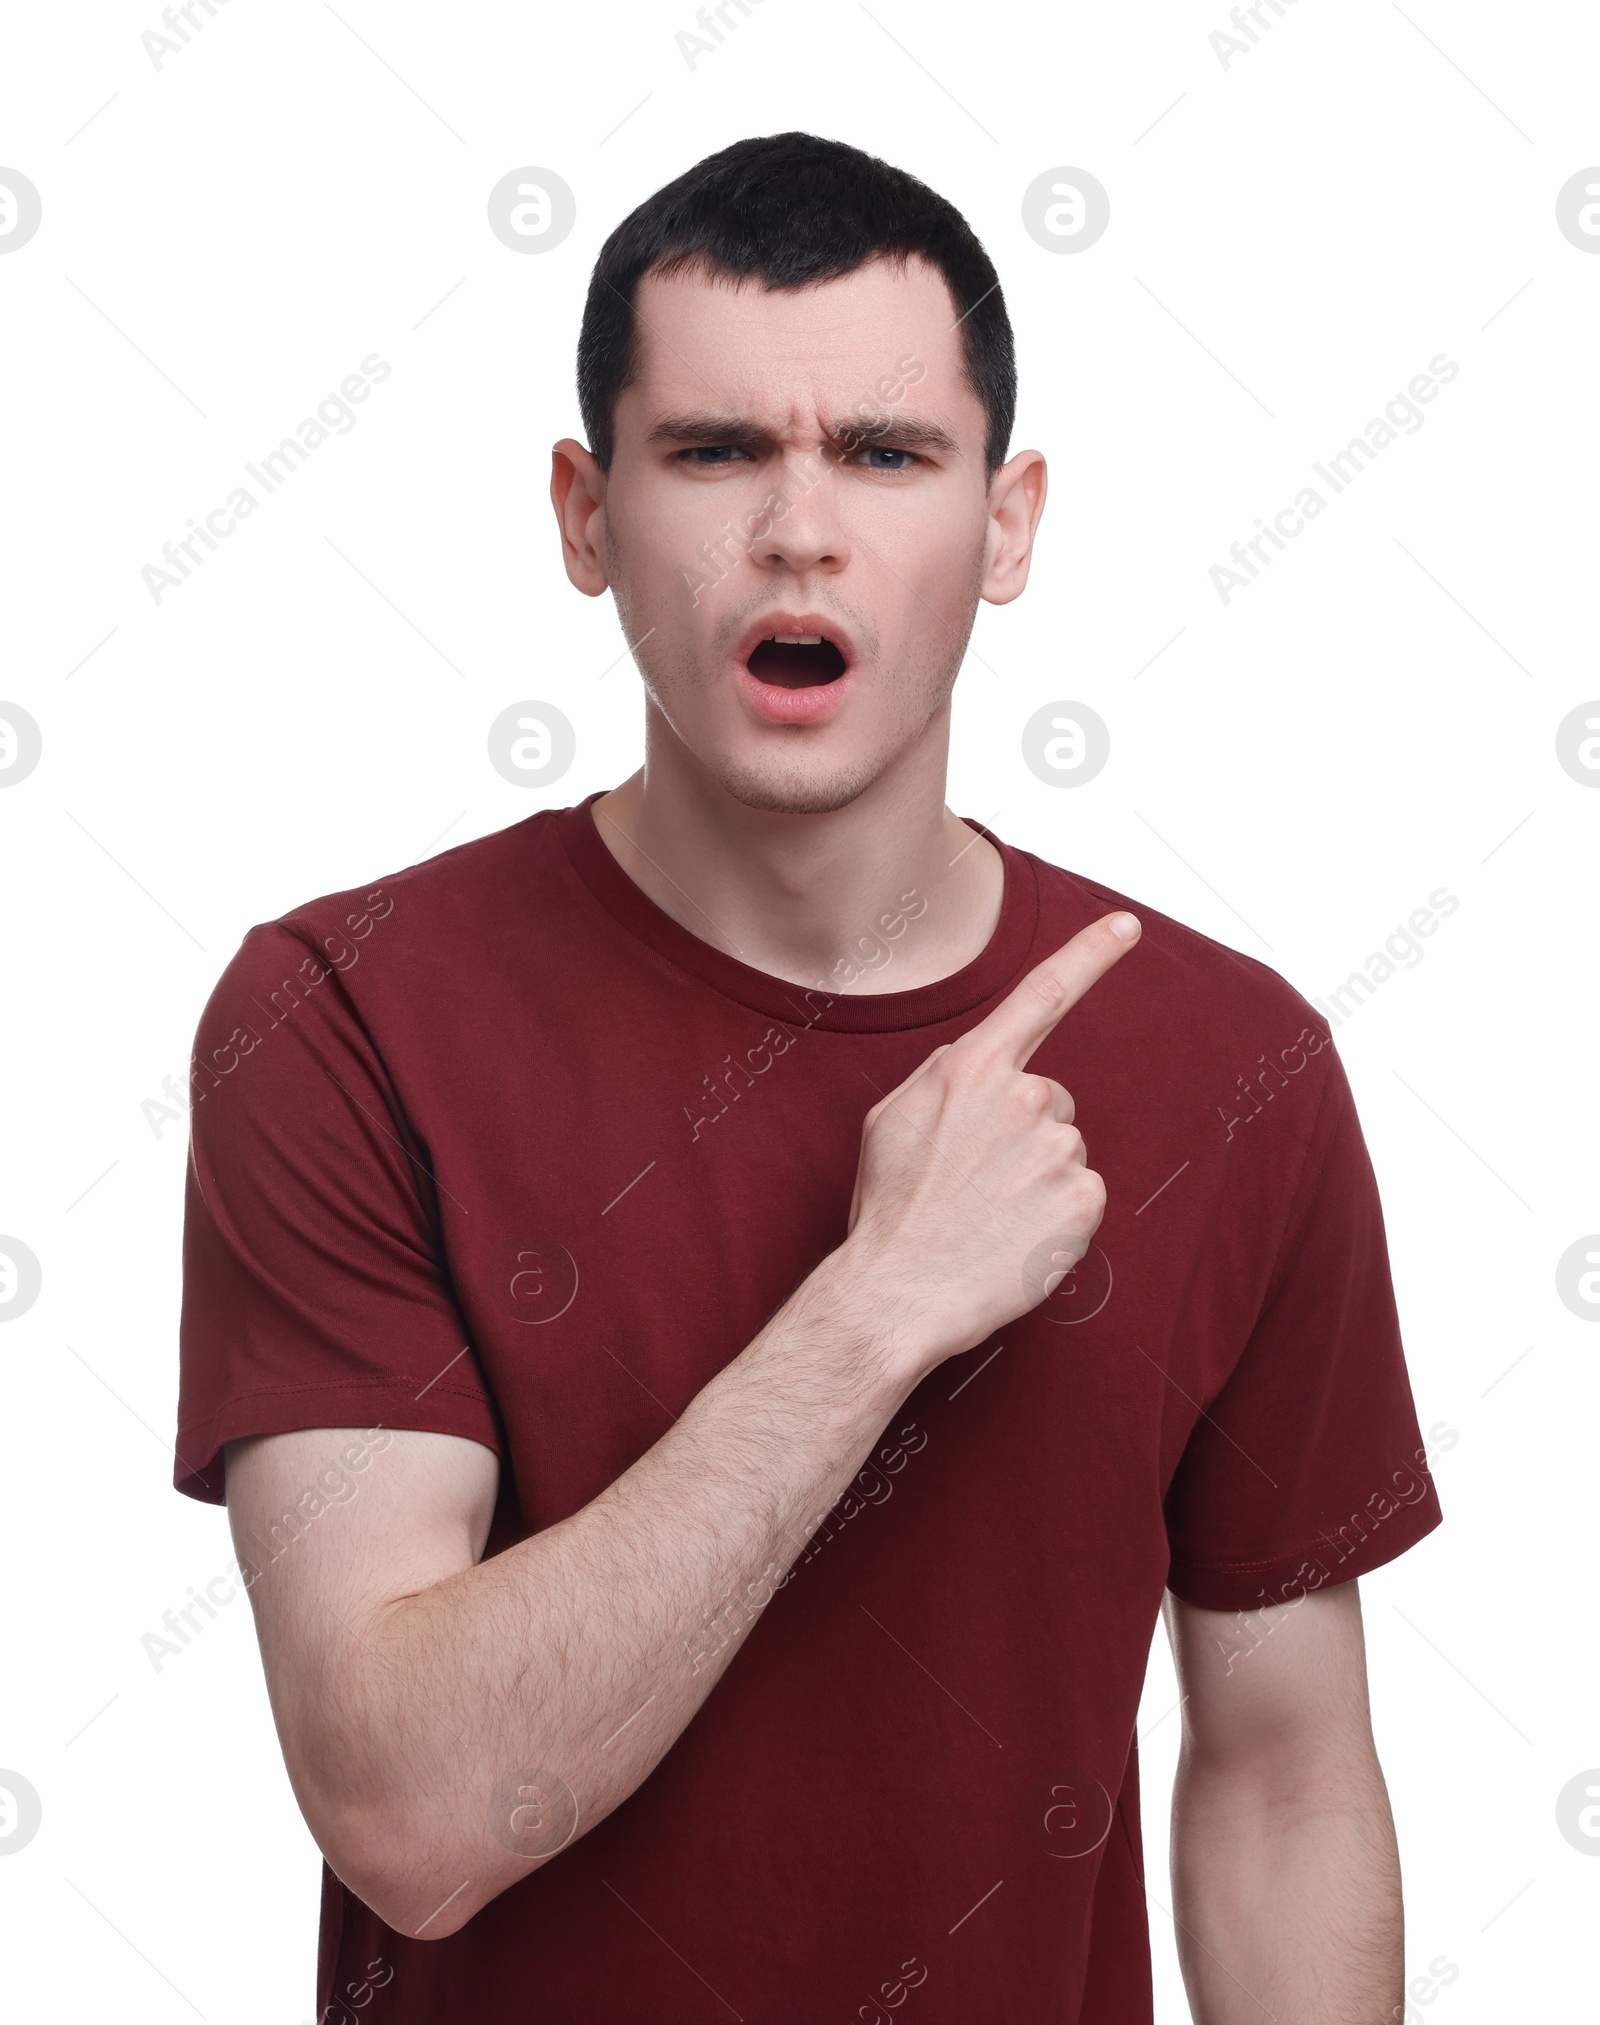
709, 751, 886, 817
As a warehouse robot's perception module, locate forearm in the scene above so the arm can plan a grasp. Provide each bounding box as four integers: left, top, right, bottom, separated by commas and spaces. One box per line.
309, 1246, 921, 1934
1170, 1740, 1402, 2023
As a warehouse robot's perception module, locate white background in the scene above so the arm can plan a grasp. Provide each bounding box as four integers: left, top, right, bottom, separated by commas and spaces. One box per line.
2, 0, 1597, 2017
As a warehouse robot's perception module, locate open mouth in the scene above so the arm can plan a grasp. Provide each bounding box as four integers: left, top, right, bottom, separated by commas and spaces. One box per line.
745, 633, 849, 688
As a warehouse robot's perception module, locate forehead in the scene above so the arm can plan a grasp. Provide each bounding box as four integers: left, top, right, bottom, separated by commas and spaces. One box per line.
621, 255, 983, 437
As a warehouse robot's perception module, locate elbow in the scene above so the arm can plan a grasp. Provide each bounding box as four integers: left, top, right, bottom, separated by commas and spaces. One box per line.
304, 1789, 491, 1943
330, 1831, 489, 1943
287, 1732, 586, 1938
376, 1883, 483, 1945
1177, 1721, 1386, 1818
319, 1796, 573, 1942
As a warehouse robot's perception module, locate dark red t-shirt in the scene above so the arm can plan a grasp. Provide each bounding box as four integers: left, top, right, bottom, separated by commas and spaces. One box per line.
174, 793, 1441, 2024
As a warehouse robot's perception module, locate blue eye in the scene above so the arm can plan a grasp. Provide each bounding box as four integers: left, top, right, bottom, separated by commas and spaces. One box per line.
857, 446, 914, 469
684, 445, 749, 464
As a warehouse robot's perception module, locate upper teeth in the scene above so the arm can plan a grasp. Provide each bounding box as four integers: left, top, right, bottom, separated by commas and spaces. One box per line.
770, 634, 822, 646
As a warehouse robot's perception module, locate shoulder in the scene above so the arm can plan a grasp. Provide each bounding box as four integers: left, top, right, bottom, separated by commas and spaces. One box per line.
1014, 842, 1337, 1093
190, 807, 569, 1049
269, 808, 564, 962
1023, 844, 1321, 1028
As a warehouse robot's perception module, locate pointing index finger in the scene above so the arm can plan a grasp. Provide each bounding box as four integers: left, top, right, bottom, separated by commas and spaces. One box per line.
968, 912, 1141, 1070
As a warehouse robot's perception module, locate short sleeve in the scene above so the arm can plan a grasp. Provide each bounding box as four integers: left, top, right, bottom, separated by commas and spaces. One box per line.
1164, 1045, 1442, 1610
173, 920, 502, 1503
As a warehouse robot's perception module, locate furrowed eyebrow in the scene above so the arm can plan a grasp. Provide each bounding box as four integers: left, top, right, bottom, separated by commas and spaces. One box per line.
644, 413, 962, 458
829, 416, 960, 457
646, 415, 771, 448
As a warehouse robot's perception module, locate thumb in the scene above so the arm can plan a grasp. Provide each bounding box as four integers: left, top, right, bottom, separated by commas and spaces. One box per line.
849, 1042, 952, 1234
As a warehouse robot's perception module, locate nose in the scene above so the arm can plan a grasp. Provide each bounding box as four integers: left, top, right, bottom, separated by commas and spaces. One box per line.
747, 447, 851, 576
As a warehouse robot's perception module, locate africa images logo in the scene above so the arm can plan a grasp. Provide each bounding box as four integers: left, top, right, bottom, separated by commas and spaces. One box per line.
1209, 354, 1460, 603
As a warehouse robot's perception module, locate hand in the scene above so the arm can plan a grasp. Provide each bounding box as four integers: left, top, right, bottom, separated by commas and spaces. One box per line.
841, 911, 1140, 1372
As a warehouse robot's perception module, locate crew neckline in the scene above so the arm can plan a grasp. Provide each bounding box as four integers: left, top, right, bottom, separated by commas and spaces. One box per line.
555, 789, 1040, 1036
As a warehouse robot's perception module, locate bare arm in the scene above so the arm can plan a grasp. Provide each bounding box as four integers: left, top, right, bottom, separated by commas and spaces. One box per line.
1166, 1581, 1404, 2023
228, 1266, 920, 1939
225, 909, 1142, 1939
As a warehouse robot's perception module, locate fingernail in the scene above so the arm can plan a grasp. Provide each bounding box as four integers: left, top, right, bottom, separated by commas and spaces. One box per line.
1108, 913, 1141, 942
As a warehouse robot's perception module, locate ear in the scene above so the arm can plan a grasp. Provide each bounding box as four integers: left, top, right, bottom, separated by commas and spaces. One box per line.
979, 449, 1047, 606
550, 438, 610, 596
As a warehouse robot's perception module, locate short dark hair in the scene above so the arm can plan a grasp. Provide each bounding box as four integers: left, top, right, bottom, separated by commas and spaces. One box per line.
577, 132, 1016, 475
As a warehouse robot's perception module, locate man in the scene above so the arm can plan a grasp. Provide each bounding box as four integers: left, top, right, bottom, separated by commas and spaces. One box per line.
174, 133, 1441, 2022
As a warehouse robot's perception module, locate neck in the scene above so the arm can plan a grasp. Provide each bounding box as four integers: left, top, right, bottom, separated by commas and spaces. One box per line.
589, 708, 1005, 995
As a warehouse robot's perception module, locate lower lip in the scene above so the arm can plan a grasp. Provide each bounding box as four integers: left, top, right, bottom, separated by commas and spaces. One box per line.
736, 662, 855, 726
